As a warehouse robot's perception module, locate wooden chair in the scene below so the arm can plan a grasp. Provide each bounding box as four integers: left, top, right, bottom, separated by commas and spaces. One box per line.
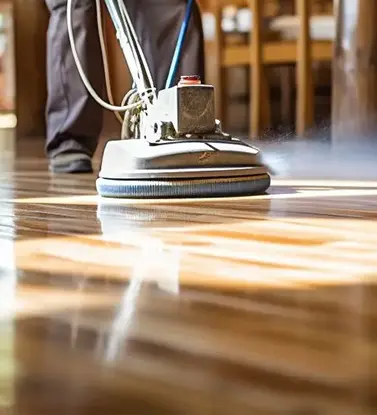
202, 0, 334, 138
268, 0, 334, 135
203, 0, 273, 135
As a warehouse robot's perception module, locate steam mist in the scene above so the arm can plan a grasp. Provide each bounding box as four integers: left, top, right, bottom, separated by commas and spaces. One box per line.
256, 133, 377, 181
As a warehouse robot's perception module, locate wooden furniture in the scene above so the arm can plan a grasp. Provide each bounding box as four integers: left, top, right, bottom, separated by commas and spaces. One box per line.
10, 0, 334, 138
204, 0, 334, 138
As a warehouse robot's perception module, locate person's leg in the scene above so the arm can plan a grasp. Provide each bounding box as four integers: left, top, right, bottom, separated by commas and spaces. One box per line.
45, 0, 105, 173
126, 0, 205, 91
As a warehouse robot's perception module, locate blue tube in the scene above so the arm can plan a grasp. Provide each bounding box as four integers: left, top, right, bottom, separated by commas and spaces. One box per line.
165, 0, 194, 89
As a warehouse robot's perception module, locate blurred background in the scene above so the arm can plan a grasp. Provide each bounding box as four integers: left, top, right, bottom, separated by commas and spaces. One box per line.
2, 1, 375, 146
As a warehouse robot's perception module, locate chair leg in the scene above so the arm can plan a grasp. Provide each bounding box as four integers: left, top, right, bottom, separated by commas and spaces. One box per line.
261, 71, 271, 132
250, 65, 262, 138
296, 0, 314, 136
250, 0, 262, 138
280, 65, 294, 126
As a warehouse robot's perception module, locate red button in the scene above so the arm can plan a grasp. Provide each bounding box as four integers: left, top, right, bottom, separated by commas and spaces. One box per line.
179, 75, 201, 85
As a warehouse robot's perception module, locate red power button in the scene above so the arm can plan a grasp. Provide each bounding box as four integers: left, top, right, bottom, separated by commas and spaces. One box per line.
178, 75, 201, 85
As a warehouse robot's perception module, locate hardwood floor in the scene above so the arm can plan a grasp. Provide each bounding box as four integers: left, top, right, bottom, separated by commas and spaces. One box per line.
1, 135, 377, 414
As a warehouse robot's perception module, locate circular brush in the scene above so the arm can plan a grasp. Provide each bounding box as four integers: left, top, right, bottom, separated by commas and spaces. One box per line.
96, 173, 270, 199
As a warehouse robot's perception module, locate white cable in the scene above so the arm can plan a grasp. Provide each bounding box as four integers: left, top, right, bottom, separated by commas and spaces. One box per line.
95, 0, 152, 124
67, 0, 149, 112
96, 0, 152, 128
115, 0, 145, 93
118, 0, 156, 101
115, 0, 155, 107
95, 0, 123, 123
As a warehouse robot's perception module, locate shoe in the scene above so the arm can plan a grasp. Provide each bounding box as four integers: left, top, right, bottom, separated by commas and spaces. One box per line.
49, 152, 93, 174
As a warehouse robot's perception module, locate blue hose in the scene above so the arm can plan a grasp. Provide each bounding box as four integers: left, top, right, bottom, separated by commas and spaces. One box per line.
165, 0, 195, 89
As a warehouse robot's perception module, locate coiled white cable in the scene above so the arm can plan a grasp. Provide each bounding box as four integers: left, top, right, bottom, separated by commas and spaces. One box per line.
95, 0, 154, 125
67, 0, 153, 113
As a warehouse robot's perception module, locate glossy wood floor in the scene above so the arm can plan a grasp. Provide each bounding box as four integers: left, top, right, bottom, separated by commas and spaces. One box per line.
1, 134, 377, 414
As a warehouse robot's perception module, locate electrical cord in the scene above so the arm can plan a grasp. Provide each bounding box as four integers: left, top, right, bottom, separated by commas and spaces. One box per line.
68, 0, 193, 139
114, 0, 160, 137
95, 0, 153, 129
117, 0, 156, 102
121, 90, 141, 139
115, 0, 148, 98
95, 0, 123, 123
67, 0, 154, 114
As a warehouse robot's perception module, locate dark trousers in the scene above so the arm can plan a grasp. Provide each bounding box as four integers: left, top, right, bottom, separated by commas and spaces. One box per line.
45, 0, 205, 158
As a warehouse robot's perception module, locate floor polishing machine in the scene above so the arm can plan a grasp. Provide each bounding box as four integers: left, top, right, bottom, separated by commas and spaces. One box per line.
67, 0, 271, 198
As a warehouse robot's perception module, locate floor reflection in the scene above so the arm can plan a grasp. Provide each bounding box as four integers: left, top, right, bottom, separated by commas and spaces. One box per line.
1, 136, 377, 413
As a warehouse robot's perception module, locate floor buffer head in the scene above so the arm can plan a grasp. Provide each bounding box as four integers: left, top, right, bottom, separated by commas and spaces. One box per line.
96, 76, 270, 198
68, 0, 271, 198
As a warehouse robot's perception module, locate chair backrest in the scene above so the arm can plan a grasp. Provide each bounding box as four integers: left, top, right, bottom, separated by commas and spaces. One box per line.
203, 0, 334, 137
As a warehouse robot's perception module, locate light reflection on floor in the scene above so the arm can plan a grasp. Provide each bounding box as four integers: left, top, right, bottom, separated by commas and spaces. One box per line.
1, 134, 377, 413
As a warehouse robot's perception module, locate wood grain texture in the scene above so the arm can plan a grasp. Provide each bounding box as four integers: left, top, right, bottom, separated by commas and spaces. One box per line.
0, 136, 377, 414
